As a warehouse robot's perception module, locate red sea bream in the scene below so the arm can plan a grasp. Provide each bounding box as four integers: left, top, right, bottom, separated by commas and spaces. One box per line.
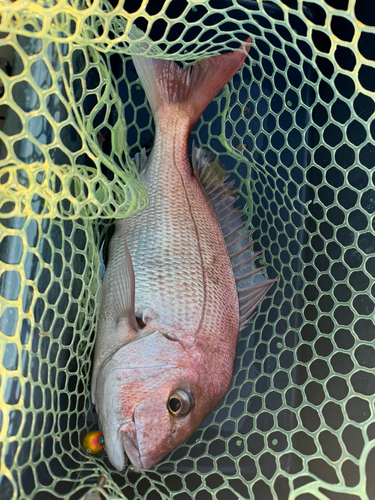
91, 39, 276, 471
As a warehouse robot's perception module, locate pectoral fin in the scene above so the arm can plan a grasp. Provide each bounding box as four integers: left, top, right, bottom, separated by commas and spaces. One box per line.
91, 220, 138, 401
109, 220, 137, 325
133, 148, 148, 174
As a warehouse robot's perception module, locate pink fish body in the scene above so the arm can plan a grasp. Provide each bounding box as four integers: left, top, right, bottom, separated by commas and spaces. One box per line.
91, 39, 275, 471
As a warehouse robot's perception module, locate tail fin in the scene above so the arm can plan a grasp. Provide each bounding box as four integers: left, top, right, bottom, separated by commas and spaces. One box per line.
132, 39, 251, 129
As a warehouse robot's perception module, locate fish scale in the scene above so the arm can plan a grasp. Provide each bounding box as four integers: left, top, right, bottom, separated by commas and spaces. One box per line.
125, 108, 238, 340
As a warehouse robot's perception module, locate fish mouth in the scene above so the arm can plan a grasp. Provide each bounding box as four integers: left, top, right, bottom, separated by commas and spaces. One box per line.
110, 421, 143, 471
111, 431, 128, 471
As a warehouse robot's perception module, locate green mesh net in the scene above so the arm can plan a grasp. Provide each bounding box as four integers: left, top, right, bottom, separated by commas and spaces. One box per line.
1, 0, 375, 499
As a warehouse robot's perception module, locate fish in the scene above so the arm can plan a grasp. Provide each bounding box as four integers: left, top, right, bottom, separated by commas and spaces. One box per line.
91, 38, 276, 471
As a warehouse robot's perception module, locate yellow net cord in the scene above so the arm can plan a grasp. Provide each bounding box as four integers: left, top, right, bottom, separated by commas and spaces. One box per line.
1, 0, 375, 499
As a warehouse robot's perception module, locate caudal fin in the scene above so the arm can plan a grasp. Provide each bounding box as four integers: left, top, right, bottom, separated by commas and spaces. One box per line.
132, 38, 251, 129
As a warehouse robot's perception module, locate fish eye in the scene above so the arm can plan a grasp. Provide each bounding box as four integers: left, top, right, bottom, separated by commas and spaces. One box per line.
168, 389, 194, 417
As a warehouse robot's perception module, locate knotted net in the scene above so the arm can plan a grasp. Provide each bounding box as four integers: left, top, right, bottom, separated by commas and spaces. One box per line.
1, 0, 375, 499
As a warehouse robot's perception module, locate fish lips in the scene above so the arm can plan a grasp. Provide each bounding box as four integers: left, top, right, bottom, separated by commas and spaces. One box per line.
107, 406, 161, 471
110, 400, 174, 471
112, 420, 142, 471
98, 385, 142, 471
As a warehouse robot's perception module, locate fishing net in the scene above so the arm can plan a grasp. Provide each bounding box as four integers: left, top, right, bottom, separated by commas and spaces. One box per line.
1, 0, 374, 498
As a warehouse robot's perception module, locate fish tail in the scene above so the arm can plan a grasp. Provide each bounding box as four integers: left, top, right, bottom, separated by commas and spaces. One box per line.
132, 38, 251, 130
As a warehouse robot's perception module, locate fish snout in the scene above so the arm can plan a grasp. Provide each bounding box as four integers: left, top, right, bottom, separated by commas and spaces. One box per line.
132, 400, 181, 470
118, 420, 143, 469
103, 419, 143, 472
109, 429, 127, 472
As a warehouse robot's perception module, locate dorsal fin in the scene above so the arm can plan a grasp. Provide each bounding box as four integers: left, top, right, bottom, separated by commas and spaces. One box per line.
191, 143, 276, 330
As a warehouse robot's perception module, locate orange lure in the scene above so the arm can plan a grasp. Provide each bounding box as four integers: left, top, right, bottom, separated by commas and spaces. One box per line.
82, 431, 104, 454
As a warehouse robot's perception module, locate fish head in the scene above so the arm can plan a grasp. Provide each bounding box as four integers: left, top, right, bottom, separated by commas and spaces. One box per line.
94, 330, 226, 470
